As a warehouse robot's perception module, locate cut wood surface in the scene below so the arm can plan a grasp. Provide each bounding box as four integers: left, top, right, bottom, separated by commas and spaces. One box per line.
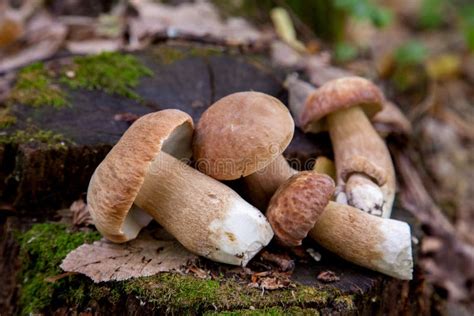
0, 44, 425, 315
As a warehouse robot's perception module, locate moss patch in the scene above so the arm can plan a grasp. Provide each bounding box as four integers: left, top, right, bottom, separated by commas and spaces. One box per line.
17, 223, 354, 315
153, 45, 224, 64
9, 62, 67, 108
61, 52, 153, 100
8, 52, 152, 109
17, 223, 101, 315
0, 107, 16, 128
121, 273, 342, 313
204, 306, 320, 315
0, 129, 72, 148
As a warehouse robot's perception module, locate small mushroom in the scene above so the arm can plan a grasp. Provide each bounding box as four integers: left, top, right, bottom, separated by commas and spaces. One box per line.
87, 109, 273, 266
193, 92, 297, 210
285, 75, 396, 218
267, 171, 413, 280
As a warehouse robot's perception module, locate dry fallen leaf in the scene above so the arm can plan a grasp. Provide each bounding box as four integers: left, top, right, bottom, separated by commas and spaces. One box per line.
61, 229, 197, 282
69, 198, 93, 227
317, 271, 340, 283
393, 146, 474, 303
0, 11, 66, 72
66, 39, 122, 55
114, 112, 140, 124
247, 271, 292, 291
259, 250, 295, 272
128, 0, 263, 49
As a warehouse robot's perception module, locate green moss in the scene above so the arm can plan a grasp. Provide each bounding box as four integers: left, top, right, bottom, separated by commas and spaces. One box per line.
205, 306, 320, 315
0, 129, 72, 148
123, 273, 220, 311
187, 46, 224, 58
333, 294, 356, 310
153, 45, 224, 64
17, 223, 101, 315
123, 273, 338, 313
9, 62, 67, 108
17, 223, 352, 314
154, 46, 186, 64
61, 52, 152, 100
0, 107, 16, 128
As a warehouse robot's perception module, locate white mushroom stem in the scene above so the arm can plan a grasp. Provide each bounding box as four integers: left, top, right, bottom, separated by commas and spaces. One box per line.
327, 106, 396, 218
345, 173, 385, 217
309, 201, 413, 280
243, 154, 297, 210
133, 151, 274, 266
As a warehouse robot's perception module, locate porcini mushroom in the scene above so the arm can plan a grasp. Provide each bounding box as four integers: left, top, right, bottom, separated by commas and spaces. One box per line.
87, 109, 273, 266
193, 92, 296, 210
285, 75, 396, 218
267, 171, 413, 280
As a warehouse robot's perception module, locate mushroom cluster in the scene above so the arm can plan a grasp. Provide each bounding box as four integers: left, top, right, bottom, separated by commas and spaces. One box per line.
87, 81, 413, 280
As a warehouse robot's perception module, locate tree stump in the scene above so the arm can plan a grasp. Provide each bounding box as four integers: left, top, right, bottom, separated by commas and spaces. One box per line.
0, 43, 425, 315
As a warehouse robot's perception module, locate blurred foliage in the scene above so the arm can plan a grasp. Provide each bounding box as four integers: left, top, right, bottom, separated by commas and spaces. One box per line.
334, 42, 358, 63
333, 0, 392, 28
459, 4, 474, 51
392, 41, 428, 92
394, 42, 428, 67
285, 0, 391, 42
214, 0, 391, 43
419, 0, 445, 29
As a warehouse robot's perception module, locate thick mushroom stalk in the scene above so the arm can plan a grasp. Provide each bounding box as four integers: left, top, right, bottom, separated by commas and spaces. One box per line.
285, 75, 396, 218
267, 172, 413, 280
194, 92, 296, 210
242, 154, 297, 209
327, 106, 396, 217
88, 110, 273, 266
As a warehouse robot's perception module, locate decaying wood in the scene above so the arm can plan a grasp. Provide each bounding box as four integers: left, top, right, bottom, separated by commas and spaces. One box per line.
0, 44, 428, 314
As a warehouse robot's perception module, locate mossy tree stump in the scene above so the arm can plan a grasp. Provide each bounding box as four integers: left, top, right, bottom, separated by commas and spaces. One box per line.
0, 43, 424, 315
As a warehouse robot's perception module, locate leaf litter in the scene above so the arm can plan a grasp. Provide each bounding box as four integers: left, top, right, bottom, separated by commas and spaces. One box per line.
60, 228, 198, 283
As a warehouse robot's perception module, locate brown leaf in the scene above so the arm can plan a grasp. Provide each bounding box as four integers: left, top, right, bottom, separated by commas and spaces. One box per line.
114, 112, 140, 124
66, 39, 122, 55
60, 229, 197, 282
0, 11, 66, 72
392, 146, 474, 303
70, 199, 93, 227
259, 277, 286, 290
186, 265, 210, 279
317, 271, 340, 283
248, 270, 292, 291
259, 250, 295, 272
128, 0, 263, 49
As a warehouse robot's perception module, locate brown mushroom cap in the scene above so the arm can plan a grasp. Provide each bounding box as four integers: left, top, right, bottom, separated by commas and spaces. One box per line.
87, 109, 194, 243
300, 77, 384, 133
266, 171, 335, 247
193, 91, 294, 180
